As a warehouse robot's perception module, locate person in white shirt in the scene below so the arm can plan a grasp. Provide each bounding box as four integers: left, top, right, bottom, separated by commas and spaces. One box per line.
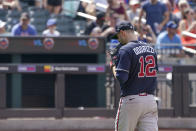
0, 20, 10, 36
42, 18, 60, 36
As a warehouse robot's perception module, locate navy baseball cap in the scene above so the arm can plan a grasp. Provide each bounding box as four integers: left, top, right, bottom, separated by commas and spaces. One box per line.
166, 21, 177, 29
112, 21, 135, 39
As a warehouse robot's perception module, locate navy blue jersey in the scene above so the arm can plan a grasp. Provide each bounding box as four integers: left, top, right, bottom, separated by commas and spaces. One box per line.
115, 41, 158, 97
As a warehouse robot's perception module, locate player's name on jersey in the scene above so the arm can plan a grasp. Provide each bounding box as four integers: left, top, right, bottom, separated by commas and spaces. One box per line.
133, 45, 155, 55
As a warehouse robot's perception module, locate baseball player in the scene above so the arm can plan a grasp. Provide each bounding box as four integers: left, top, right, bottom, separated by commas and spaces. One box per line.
110, 21, 158, 131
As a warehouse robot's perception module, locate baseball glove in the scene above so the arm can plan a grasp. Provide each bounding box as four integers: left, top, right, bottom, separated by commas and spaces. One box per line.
107, 44, 122, 68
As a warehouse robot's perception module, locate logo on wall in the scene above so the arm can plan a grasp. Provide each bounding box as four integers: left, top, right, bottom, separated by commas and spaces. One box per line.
44, 65, 79, 72
18, 65, 36, 72
87, 65, 105, 72
43, 38, 55, 50
0, 38, 9, 49
88, 38, 99, 50
44, 65, 54, 72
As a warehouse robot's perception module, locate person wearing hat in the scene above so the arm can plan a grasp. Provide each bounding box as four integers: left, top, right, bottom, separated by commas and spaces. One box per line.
84, 11, 108, 35
11, 12, 37, 36
156, 21, 183, 52
126, 0, 141, 22
110, 21, 158, 131
42, 18, 60, 36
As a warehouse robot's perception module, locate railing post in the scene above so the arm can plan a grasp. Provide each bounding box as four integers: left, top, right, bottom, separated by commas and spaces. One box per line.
11, 55, 22, 108
114, 79, 120, 112
172, 69, 183, 117
182, 73, 190, 117
0, 74, 6, 118
55, 74, 65, 118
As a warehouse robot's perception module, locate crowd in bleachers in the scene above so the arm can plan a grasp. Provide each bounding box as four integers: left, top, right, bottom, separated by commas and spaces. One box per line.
0, 0, 195, 54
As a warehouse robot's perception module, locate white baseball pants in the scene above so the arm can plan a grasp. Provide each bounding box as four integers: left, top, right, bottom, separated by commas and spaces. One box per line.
115, 95, 158, 131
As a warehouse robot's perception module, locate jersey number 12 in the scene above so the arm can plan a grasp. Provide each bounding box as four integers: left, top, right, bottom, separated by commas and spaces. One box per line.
138, 55, 157, 77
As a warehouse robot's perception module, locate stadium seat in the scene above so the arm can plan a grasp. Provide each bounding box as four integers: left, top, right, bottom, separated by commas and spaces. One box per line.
0, 9, 7, 21
57, 24, 75, 35
6, 24, 13, 32
57, 17, 73, 25
6, 17, 19, 25
28, 6, 41, 11
30, 18, 46, 25
73, 20, 87, 35
49, 14, 73, 25
35, 24, 46, 34
29, 10, 49, 19
7, 10, 21, 18
20, 2, 29, 12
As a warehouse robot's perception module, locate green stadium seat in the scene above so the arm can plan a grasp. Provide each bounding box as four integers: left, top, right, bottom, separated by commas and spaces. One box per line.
7, 10, 21, 18
30, 18, 46, 25
0, 9, 7, 21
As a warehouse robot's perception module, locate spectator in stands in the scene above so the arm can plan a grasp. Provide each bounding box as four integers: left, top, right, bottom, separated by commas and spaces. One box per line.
74, 1, 87, 21
0, 20, 8, 35
90, 26, 115, 38
84, 12, 107, 35
19, 0, 43, 8
133, 17, 156, 44
2, 0, 22, 11
44, 0, 62, 15
163, 0, 180, 25
138, 0, 169, 36
126, 0, 141, 23
156, 21, 185, 57
90, 27, 102, 37
11, 12, 37, 36
106, 0, 129, 23
174, 0, 190, 20
178, 8, 196, 49
84, 1, 96, 16
85, 11, 115, 41
138, 23, 157, 44
42, 18, 60, 36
